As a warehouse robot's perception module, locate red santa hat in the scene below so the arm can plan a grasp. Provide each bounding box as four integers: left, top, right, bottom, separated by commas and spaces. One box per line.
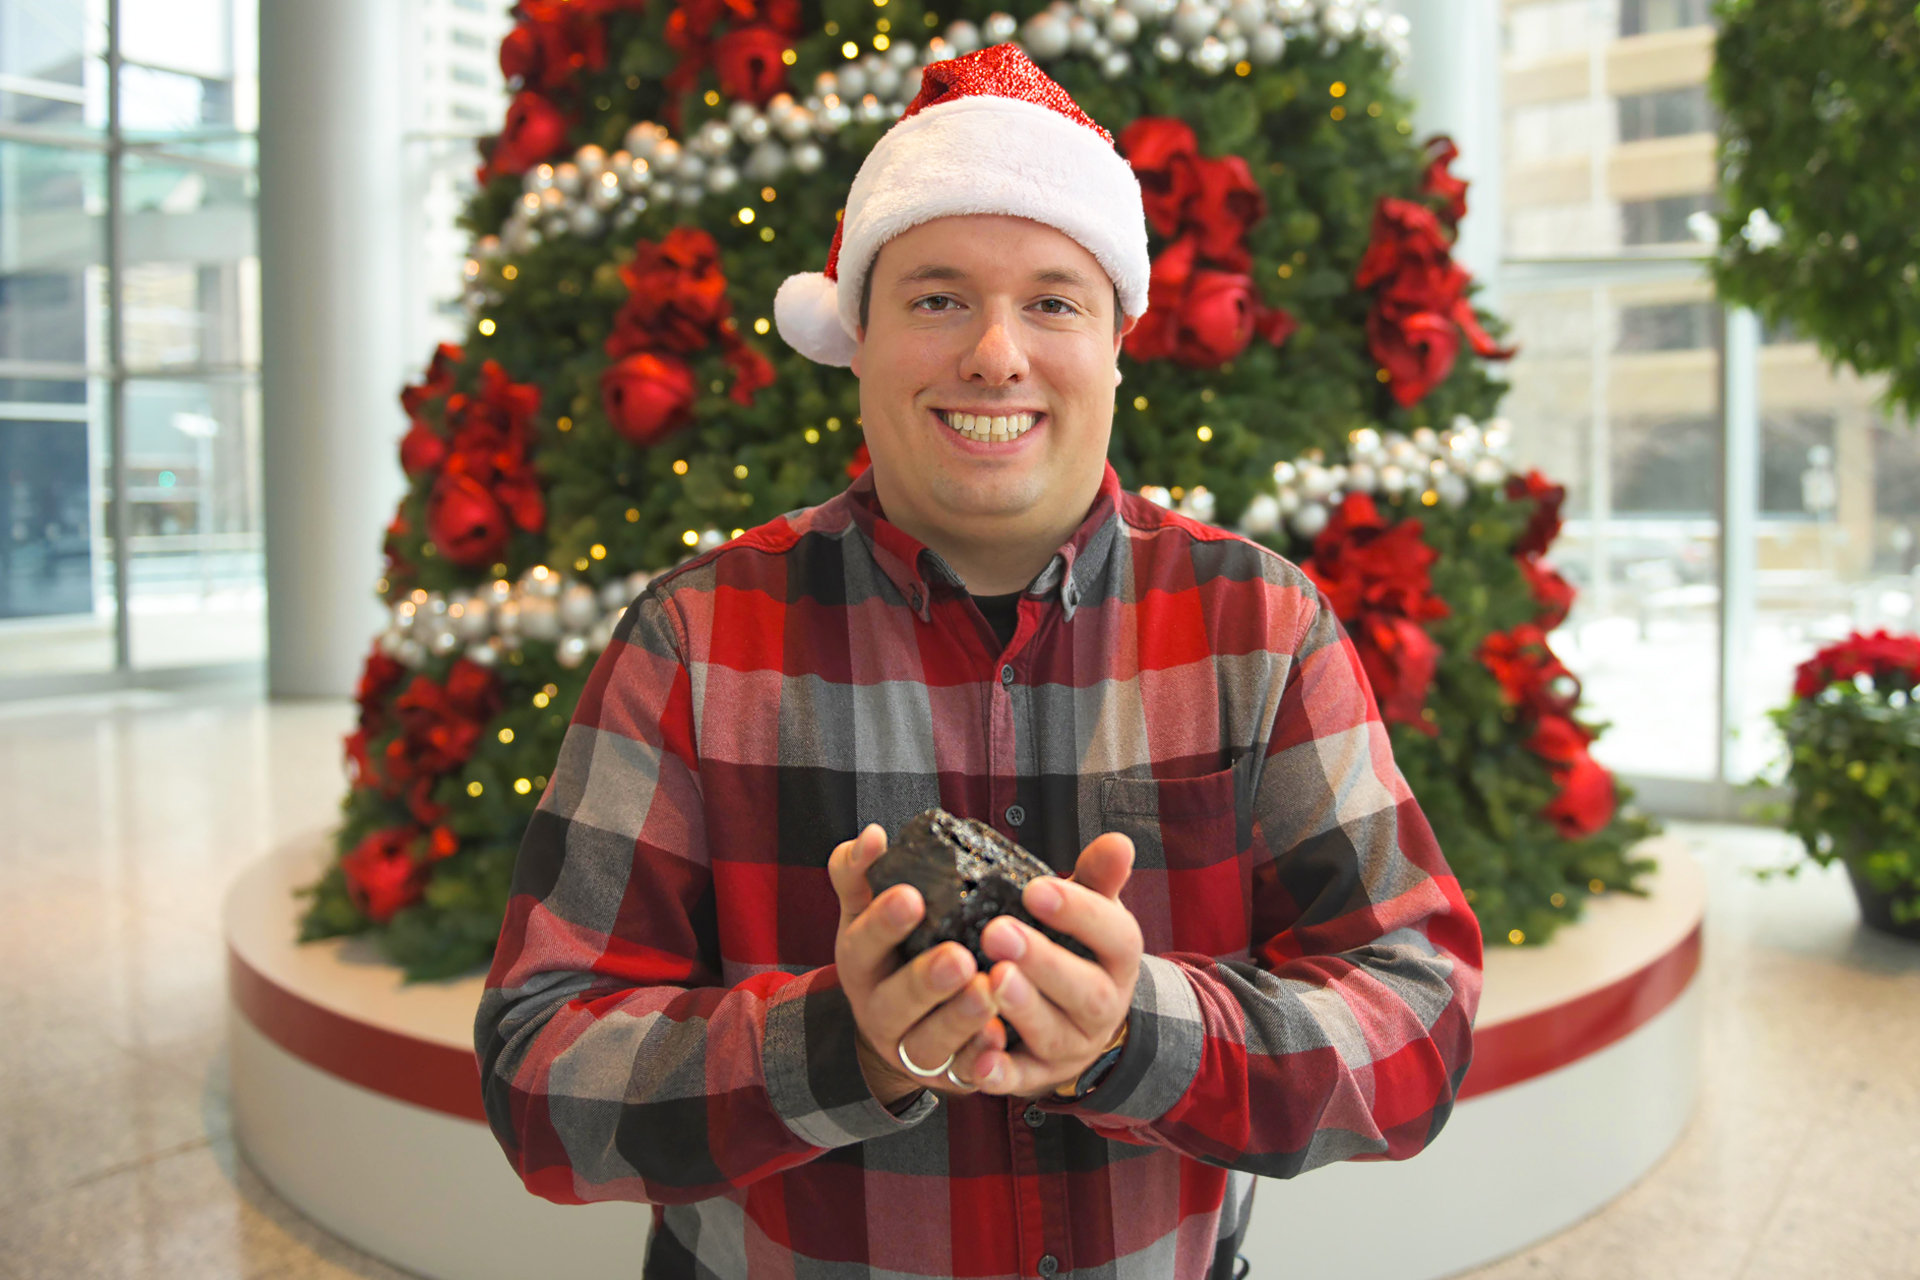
774, 43, 1149, 367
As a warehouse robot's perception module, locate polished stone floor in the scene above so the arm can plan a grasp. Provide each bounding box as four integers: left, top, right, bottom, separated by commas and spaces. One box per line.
0, 690, 1915, 1280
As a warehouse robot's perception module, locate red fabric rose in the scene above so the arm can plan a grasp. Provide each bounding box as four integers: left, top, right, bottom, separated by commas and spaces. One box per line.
602, 352, 698, 447
607, 228, 732, 357
399, 343, 463, 418
482, 91, 569, 182
438, 361, 546, 536
1300, 493, 1451, 732
1518, 554, 1575, 630
1184, 155, 1266, 271
1119, 118, 1203, 239
399, 422, 447, 477
846, 442, 871, 480
1479, 624, 1580, 719
342, 828, 428, 924
500, 0, 610, 93
713, 26, 791, 104
1125, 238, 1296, 368
427, 473, 510, 568
1421, 135, 1469, 227
1506, 470, 1567, 558
1545, 752, 1617, 838
720, 335, 776, 405
426, 825, 461, 862
1357, 196, 1515, 406
1793, 629, 1920, 698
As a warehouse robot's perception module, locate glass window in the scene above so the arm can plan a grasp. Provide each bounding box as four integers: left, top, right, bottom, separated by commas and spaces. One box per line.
1617, 85, 1713, 143
119, 153, 258, 372
1619, 0, 1715, 38
0, 0, 96, 133
1621, 193, 1714, 246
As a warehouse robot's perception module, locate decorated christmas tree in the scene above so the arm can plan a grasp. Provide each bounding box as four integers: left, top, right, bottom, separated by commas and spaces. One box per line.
303, 0, 1655, 979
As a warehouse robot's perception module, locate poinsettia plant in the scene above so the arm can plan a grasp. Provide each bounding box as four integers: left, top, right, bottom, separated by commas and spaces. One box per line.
1761, 630, 1920, 930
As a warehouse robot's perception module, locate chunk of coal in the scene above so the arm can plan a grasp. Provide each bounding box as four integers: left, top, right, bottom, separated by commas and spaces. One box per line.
866, 809, 1094, 975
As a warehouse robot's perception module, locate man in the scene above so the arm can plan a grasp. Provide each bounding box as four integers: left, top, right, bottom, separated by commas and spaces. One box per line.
476, 45, 1482, 1280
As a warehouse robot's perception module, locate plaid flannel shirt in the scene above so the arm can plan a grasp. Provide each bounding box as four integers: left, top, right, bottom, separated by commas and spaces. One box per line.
476, 462, 1483, 1280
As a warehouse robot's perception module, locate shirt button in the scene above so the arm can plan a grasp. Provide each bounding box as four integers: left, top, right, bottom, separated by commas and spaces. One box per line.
1023, 1104, 1045, 1128
1000, 664, 1016, 686
1037, 1255, 1059, 1278
1005, 804, 1026, 827
909, 588, 923, 611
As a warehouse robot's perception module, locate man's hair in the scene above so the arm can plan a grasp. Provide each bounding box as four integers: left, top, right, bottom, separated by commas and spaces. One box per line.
858, 269, 1126, 336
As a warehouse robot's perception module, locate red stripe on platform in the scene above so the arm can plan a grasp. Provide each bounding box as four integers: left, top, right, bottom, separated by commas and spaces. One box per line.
229, 925, 1702, 1122
1459, 923, 1703, 1101
228, 947, 487, 1122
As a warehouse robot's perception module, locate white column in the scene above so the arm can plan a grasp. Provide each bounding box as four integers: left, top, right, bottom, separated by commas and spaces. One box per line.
259, 0, 409, 697
1385, 0, 1505, 290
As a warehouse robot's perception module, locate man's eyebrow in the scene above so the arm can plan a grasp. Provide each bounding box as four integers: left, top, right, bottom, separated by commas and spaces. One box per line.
890, 264, 1101, 291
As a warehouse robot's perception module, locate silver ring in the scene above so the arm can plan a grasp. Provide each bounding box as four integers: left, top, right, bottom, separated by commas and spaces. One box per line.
896, 1039, 956, 1079
944, 1066, 972, 1090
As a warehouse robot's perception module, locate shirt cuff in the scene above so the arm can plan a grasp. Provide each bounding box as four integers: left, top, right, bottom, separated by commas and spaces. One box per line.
762, 965, 939, 1147
1054, 954, 1204, 1126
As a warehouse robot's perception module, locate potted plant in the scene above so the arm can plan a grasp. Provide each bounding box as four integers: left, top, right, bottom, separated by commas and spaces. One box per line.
1763, 630, 1920, 939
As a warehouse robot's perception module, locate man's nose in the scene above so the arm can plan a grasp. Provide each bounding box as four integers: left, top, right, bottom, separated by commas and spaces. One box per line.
960, 310, 1029, 383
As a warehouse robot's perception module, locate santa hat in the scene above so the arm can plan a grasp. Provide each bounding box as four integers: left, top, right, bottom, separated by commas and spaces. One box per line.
774, 44, 1149, 367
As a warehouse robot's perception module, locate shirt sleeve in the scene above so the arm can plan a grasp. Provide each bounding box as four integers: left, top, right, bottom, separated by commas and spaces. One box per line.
472, 589, 937, 1206
1060, 588, 1484, 1177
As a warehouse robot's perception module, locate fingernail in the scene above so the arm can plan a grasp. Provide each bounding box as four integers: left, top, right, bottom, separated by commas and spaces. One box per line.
885, 889, 916, 926
998, 969, 1029, 1008
987, 918, 1026, 960
1028, 879, 1062, 916
933, 952, 967, 990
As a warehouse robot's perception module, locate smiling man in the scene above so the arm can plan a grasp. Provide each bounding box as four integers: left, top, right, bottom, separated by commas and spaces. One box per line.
477, 45, 1482, 1280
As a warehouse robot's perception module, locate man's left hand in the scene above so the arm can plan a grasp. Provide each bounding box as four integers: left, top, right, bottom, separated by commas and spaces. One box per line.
967, 832, 1141, 1098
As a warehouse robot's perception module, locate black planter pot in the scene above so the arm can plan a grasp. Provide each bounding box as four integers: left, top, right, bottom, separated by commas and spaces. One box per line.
1844, 860, 1920, 941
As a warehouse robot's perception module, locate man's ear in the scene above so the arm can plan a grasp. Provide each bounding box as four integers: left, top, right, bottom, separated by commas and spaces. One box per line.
1113, 313, 1138, 354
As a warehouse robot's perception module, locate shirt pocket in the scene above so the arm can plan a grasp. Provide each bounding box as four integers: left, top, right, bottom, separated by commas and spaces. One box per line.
1099, 754, 1258, 957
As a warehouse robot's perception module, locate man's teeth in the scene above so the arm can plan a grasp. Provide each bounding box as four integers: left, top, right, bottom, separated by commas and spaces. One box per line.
940, 410, 1037, 442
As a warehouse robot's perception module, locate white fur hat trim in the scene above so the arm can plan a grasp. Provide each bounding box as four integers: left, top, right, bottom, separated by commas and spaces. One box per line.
774, 95, 1149, 367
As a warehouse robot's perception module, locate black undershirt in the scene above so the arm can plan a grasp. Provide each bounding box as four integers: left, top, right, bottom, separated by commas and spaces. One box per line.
972, 590, 1022, 650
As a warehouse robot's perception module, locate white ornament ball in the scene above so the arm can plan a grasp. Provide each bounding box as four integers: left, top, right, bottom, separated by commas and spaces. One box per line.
837, 63, 868, 98
888, 40, 919, 68
1121, 0, 1160, 17
428, 625, 461, 657
1378, 463, 1411, 495
1171, 1, 1219, 45
559, 583, 600, 632
1105, 8, 1141, 42
1181, 485, 1217, 523
475, 234, 503, 260
552, 161, 583, 196
625, 570, 653, 598
493, 599, 522, 638
745, 140, 788, 181
1228, 0, 1266, 32
1273, 0, 1310, 23
697, 529, 726, 553
984, 11, 1019, 43
675, 153, 707, 187
465, 639, 498, 668
481, 578, 513, 607
1276, 487, 1301, 516
1155, 33, 1184, 60
1068, 12, 1100, 49
1089, 33, 1114, 57
1102, 49, 1132, 77
853, 94, 884, 124
646, 182, 674, 206
590, 172, 623, 210
1140, 485, 1173, 508
705, 163, 739, 194
600, 577, 634, 610
518, 595, 560, 642
1250, 22, 1286, 62
377, 626, 405, 658
869, 62, 902, 99
624, 122, 664, 158
524, 164, 556, 194
818, 99, 853, 133
698, 120, 735, 156
556, 633, 591, 670
1345, 462, 1378, 493
1023, 11, 1073, 58
792, 142, 825, 173
676, 182, 702, 206
589, 615, 618, 652
522, 565, 562, 599
1435, 472, 1470, 508
1412, 426, 1439, 453
651, 137, 682, 173
453, 596, 492, 641
396, 637, 427, 668
1470, 456, 1508, 487
391, 599, 417, 632
727, 101, 760, 132
1224, 32, 1248, 60
568, 204, 602, 237
1289, 503, 1329, 539
574, 144, 607, 180
1323, 5, 1359, 39
1193, 35, 1230, 73
1240, 492, 1282, 535
778, 106, 815, 141
947, 20, 983, 53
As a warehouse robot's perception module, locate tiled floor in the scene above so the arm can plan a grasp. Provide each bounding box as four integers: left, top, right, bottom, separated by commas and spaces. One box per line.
0, 690, 1915, 1280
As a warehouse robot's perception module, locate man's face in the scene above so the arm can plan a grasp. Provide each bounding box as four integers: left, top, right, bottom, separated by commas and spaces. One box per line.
850, 215, 1127, 554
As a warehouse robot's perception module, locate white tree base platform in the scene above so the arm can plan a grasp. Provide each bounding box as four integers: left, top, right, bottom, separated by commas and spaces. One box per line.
226, 836, 1704, 1280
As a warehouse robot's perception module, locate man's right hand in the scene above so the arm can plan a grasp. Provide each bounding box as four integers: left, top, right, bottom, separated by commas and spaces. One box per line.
829, 824, 1003, 1107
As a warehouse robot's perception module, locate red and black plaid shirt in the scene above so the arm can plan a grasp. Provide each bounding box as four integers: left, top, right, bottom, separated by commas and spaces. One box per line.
476, 463, 1483, 1280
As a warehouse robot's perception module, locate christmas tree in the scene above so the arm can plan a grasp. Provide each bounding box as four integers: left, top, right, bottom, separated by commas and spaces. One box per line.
303, 0, 1655, 979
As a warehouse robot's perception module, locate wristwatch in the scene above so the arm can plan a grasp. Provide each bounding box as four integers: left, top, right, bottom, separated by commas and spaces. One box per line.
1054, 1020, 1129, 1101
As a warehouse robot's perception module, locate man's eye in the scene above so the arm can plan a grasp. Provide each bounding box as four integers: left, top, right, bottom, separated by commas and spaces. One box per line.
915, 294, 957, 312
1036, 298, 1078, 315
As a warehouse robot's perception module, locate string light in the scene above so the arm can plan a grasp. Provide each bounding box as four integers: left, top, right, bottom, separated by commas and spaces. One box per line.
467, 781, 485, 796
804, 428, 820, 443
760, 227, 776, 242
733, 464, 749, 479
1376, 368, 1392, 383
1199, 388, 1215, 403
502, 264, 518, 280
732, 527, 745, 538
738, 207, 755, 224
842, 40, 859, 57
1551, 893, 1567, 908
1235, 60, 1251, 76
704, 89, 720, 106
1420, 489, 1439, 506
478, 318, 497, 335
498, 728, 515, 744
824, 20, 840, 33
1331, 106, 1346, 121
874, 33, 890, 49
673, 459, 689, 475
876, 17, 890, 31
1330, 81, 1347, 98
1133, 395, 1148, 410
574, 556, 590, 571
1589, 879, 1607, 893
761, 186, 777, 201
826, 416, 841, 431
924, 10, 938, 24
1196, 425, 1213, 442
781, 49, 797, 65
1508, 929, 1526, 945
1368, 102, 1384, 118
682, 529, 699, 546
753, 317, 771, 334
626, 507, 640, 522
533, 692, 550, 708
557, 415, 573, 431
515, 778, 533, 795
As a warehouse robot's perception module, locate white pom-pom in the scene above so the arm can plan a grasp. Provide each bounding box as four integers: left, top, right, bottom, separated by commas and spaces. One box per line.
774, 271, 858, 366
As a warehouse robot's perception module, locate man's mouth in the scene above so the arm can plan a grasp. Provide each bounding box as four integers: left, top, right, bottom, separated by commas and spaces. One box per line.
934, 408, 1041, 444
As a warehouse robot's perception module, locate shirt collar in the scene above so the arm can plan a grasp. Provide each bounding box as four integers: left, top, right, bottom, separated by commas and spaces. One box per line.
841, 462, 1124, 623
